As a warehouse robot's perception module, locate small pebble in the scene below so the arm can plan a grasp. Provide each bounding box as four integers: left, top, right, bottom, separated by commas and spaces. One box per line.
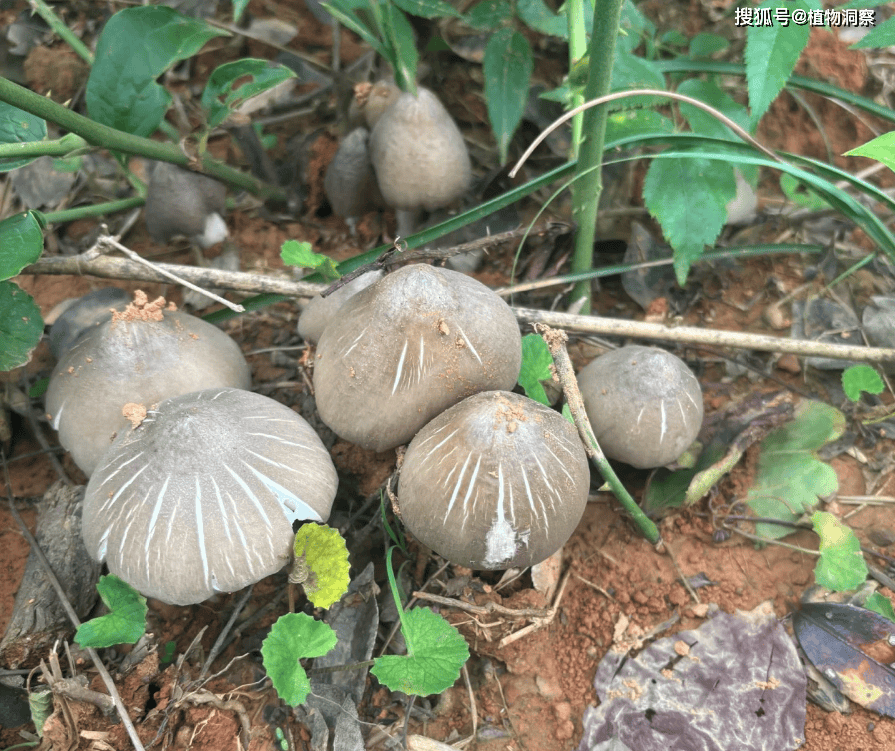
776, 354, 801, 373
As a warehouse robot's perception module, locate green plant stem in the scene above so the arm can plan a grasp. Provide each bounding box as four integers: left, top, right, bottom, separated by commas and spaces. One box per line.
29, 0, 94, 65
0, 132, 87, 160
0, 77, 285, 201
569, 0, 625, 313
536, 324, 660, 545
41, 197, 145, 224
385, 546, 414, 654
566, 0, 586, 161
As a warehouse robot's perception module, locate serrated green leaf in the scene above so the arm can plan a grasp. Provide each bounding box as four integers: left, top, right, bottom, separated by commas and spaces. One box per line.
484, 29, 533, 165
747, 401, 844, 540
392, 0, 461, 19
202, 60, 296, 128
617, 0, 654, 54
0, 211, 43, 281
464, 0, 512, 29
74, 575, 147, 649
677, 78, 750, 142
517, 333, 553, 405
845, 131, 895, 173
605, 109, 674, 143
642, 155, 736, 285
865, 592, 895, 623
611, 49, 665, 95
280, 240, 341, 281
842, 364, 885, 402
0, 101, 47, 173
812, 511, 867, 591
292, 523, 351, 609
262, 612, 338, 705
689, 33, 729, 58
745, 0, 812, 127
516, 0, 567, 37
371, 607, 469, 695
0, 281, 43, 371
86, 6, 228, 137
849, 14, 895, 49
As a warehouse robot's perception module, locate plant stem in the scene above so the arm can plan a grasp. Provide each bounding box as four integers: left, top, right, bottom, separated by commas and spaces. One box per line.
566, 0, 586, 160
41, 197, 145, 224
536, 324, 660, 545
0, 77, 285, 201
29, 0, 94, 65
0, 132, 87, 160
569, 0, 625, 313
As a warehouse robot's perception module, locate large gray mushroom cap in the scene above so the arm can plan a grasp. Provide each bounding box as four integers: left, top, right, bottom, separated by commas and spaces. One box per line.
144, 161, 228, 248
82, 387, 338, 605
298, 270, 383, 345
577, 345, 704, 469
399, 391, 590, 570
313, 264, 522, 452
48, 287, 131, 360
45, 292, 251, 476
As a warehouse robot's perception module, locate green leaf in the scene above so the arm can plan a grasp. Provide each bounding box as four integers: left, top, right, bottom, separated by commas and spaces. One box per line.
677, 78, 750, 142
845, 131, 895, 173
262, 612, 338, 706
483, 29, 533, 165
812, 511, 867, 591
392, 0, 461, 19
747, 401, 844, 540
604, 109, 674, 142
384, 3, 418, 95
322, 1, 384, 54
291, 523, 351, 609
745, 0, 812, 127
464, 0, 512, 29
689, 32, 729, 58
842, 364, 885, 402
642, 154, 736, 285
201, 59, 296, 129
516, 0, 567, 37
74, 575, 148, 649
517, 333, 553, 405
232, 0, 251, 23
0, 211, 44, 281
0, 101, 47, 172
371, 607, 470, 695
865, 592, 895, 623
780, 173, 829, 210
0, 281, 43, 371
849, 14, 895, 49
617, 0, 654, 54
280, 240, 341, 281
611, 49, 665, 95
86, 6, 228, 137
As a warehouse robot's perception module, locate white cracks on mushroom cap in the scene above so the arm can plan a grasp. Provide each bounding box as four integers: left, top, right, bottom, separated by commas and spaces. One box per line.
659, 400, 668, 443
223, 463, 274, 527
391, 339, 409, 396
455, 325, 482, 365
340, 325, 371, 359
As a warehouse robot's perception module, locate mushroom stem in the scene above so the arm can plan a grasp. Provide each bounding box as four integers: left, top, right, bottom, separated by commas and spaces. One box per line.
395, 208, 421, 239
534, 324, 661, 546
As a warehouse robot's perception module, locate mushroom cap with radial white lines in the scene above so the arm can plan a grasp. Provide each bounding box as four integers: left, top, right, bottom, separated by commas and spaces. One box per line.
82, 388, 338, 606
399, 391, 590, 570
577, 345, 704, 469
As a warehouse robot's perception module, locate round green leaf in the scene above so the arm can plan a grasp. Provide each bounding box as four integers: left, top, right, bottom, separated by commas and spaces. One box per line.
842, 364, 885, 402
483, 29, 533, 165
202, 59, 297, 129
74, 575, 148, 649
0, 281, 43, 371
0, 211, 43, 281
262, 613, 338, 706
0, 101, 47, 172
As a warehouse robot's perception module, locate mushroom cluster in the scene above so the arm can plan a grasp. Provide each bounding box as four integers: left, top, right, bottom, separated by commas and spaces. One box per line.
398, 391, 590, 569
82, 388, 338, 605
313, 264, 521, 452
577, 345, 703, 468
45, 292, 250, 476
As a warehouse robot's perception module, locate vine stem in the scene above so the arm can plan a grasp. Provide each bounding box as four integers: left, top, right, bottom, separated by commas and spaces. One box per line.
535, 324, 661, 546
28, 0, 94, 65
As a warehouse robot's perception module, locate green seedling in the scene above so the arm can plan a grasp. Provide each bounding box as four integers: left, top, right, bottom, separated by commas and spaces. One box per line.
74, 575, 148, 649
517, 333, 554, 405
842, 364, 886, 403
281, 240, 341, 282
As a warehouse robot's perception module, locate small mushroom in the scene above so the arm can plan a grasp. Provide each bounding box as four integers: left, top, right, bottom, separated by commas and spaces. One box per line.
369, 87, 471, 237
82, 387, 338, 605
577, 345, 704, 469
47, 287, 131, 360
348, 80, 401, 130
399, 391, 590, 569
45, 292, 251, 476
313, 264, 521, 452
323, 127, 383, 229
144, 161, 228, 248
297, 269, 383, 345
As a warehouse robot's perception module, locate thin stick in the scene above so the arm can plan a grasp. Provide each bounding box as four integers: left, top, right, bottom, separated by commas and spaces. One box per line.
199, 585, 254, 681
536, 324, 661, 544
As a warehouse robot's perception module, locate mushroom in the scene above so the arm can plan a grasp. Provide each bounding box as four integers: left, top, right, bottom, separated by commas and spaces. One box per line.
323, 127, 383, 230
144, 161, 228, 249
297, 269, 383, 345
349, 80, 401, 130
313, 264, 521, 452
369, 87, 471, 237
82, 387, 338, 605
577, 345, 704, 469
47, 287, 131, 360
399, 391, 590, 569
45, 292, 251, 476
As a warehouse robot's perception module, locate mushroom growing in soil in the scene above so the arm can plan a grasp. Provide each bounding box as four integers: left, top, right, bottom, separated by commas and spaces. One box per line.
47, 287, 131, 360
369, 87, 471, 237
577, 345, 704, 469
144, 161, 228, 249
399, 391, 590, 569
45, 292, 251, 476
82, 387, 338, 605
313, 264, 521, 452
297, 269, 383, 345
323, 127, 383, 230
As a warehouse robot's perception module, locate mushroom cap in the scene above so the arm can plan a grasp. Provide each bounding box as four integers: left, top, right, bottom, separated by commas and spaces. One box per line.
369, 88, 471, 212
144, 161, 228, 248
313, 264, 522, 452
82, 387, 338, 605
323, 127, 383, 219
577, 345, 704, 469
297, 269, 383, 345
399, 391, 590, 569
45, 294, 251, 476
48, 287, 131, 360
